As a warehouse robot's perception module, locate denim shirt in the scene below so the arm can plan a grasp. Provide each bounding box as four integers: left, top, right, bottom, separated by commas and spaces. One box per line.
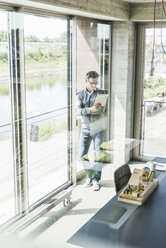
76, 88, 107, 132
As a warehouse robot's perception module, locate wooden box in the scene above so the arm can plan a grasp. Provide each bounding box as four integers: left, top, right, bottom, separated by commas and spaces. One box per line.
118, 168, 159, 205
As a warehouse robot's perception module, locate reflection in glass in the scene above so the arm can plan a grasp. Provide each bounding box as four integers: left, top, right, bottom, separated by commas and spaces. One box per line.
75, 20, 110, 173
76, 20, 110, 92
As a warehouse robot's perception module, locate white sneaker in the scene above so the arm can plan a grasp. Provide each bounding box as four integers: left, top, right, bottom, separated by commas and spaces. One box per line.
83, 178, 92, 188
92, 181, 100, 191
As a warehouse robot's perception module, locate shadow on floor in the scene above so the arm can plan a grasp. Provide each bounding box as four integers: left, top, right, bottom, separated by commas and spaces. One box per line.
20, 198, 82, 242
66, 208, 99, 215
100, 179, 115, 188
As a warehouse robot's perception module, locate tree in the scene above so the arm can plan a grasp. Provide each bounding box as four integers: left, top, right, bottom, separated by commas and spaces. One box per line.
25, 34, 40, 42
0, 30, 7, 42
43, 37, 54, 42
59, 32, 67, 42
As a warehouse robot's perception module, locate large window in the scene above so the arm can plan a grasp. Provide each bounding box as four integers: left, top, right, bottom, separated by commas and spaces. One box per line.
140, 28, 166, 158
24, 14, 71, 205
0, 11, 15, 224
0, 9, 111, 227
0, 10, 73, 226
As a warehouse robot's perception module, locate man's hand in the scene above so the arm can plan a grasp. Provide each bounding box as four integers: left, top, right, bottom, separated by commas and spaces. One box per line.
90, 103, 102, 113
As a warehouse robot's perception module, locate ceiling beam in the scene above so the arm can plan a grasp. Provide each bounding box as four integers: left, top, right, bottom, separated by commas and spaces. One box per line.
0, 0, 130, 21
130, 2, 166, 22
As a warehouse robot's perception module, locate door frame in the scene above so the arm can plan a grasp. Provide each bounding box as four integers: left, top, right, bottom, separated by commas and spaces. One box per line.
133, 22, 164, 161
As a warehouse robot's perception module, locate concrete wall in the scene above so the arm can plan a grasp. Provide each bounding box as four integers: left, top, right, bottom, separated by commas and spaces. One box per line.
76, 20, 99, 92
29, 0, 129, 20
1, 1, 166, 22
131, 3, 166, 21
111, 21, 136, 166
0, 0, 129, 21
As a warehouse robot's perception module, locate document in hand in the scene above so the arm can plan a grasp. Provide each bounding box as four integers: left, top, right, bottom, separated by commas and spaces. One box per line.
94, 94, 109, 107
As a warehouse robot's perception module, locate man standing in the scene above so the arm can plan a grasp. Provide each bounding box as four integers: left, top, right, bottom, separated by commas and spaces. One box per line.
76, 71, 107, 191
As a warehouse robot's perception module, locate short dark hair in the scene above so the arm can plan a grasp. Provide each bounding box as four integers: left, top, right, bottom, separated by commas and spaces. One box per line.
86, 71, 99, 79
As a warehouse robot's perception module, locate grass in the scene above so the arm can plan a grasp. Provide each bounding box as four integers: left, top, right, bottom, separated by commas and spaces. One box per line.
25, 73, 67, 90
0, 82, 9, 95
144, 76, 166, 99
0, 59, 67, 95
25, 59, 66, 70
38, 122, 56, 141
0, 62, 8, 72
0, 73, 67, 95
28, 120, 67, 142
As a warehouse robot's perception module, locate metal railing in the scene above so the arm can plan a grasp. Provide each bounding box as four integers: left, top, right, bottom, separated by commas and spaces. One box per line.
141, 98, 166, 156
0, 106, 69, 136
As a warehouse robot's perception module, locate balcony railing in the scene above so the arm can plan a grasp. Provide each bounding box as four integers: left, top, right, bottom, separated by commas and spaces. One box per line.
141, 98, 166, 157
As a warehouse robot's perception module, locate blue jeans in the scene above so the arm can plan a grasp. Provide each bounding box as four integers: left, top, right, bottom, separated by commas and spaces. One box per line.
79, 128, 104, 182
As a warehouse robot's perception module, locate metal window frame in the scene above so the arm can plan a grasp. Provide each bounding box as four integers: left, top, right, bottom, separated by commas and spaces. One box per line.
8, 12, 29, 215
21, 14, 74, 208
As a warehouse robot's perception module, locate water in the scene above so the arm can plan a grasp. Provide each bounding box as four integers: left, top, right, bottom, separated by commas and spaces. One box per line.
0, 82, 67, 126
26, 83, 67, 117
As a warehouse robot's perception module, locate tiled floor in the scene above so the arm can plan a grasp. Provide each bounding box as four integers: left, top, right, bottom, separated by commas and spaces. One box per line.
0, 161, 145, 248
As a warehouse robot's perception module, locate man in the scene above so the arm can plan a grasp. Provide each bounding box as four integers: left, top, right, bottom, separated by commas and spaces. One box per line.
76, 71, 107, 191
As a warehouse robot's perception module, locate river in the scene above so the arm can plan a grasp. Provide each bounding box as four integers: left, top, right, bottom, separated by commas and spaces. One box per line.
0, 82, 67, 127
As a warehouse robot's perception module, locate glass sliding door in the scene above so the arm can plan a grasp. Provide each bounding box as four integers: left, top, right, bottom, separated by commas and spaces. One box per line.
140, 27, 166, 158
24, 14, 71, 205
0, 11, 15, 225
75, 19, 111, 172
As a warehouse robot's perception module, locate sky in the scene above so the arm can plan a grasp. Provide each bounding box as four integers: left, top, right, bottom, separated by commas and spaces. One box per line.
0, 12, 7, 30
24, 14, 67, 39
0, 11, 67, 39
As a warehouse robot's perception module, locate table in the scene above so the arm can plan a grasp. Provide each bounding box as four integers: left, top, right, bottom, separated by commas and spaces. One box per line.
68, 160, 166, 248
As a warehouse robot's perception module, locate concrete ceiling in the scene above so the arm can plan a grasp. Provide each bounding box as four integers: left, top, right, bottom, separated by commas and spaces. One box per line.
121, 0, 161, 2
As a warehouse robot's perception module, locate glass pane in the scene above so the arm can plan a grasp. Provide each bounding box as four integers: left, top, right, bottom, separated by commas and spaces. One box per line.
141, 28, 166, 157
76, 21, 110, 91
24, 14, 70, 205
0, 11, 15, 224
75, 20, 111, 173
98, 23, 110, 91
